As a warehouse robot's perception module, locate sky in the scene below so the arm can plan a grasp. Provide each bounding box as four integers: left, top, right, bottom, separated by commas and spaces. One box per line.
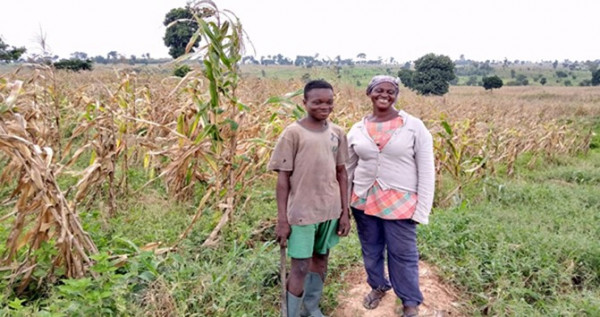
1, 0, 599, 63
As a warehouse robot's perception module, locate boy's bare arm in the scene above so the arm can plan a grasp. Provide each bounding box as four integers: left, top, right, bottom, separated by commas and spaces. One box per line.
275, 171, 292, 247
336, 165, 350, 236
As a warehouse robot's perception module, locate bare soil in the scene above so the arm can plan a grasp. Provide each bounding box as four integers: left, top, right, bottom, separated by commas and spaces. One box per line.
332, 261, 464, 317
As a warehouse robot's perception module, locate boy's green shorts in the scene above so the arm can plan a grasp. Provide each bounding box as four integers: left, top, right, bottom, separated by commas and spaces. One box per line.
288, 219, 339, 259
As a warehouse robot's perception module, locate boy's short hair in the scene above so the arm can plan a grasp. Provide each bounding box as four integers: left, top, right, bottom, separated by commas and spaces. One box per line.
304, 80, 333, 99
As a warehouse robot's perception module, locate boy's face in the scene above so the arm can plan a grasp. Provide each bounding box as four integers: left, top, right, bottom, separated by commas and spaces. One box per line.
303, 88, 334, 121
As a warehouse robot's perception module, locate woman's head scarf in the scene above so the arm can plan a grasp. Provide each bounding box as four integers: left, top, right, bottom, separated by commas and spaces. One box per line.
366, 75, 400, 95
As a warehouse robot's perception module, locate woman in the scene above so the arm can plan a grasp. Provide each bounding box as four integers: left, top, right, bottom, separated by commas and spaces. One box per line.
346, 75, 435, 317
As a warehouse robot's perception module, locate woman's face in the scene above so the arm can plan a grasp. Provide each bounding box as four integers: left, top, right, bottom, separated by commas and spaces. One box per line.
368, 82, 398, 111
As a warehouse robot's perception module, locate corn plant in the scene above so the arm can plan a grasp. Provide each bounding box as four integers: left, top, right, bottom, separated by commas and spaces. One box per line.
162, 0, 269, 246
0, 79, 98, 293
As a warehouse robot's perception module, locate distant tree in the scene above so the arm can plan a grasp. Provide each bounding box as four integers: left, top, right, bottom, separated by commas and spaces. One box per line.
0, 38, 26, 62
563, 80, 572, 86
584, 60, 598, 72
410, 53, 456, 95
163, 5, 212, 59
552, 60, 558, 69
466, 76, 478, 86
107, 51, 119, 61
555, 70, 568, 78
92, 55, 108, 64
397, 69, 414, 89
483, 75, 503, 91
242, 56, 258, 64
356, 53, 366, 59
516, 74, 529, 86
540, 77, 547, 85
70, 51, 88, 60
592, 69, 600, 86
53, 58, 93, 71
510, 69, 516, 78
579, 79, 591, 86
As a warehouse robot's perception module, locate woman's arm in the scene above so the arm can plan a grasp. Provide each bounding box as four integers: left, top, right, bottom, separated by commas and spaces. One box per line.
413, 123, 435, 224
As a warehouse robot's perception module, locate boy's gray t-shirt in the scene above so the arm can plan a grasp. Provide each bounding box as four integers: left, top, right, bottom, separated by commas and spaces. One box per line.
268, 121, 348, 226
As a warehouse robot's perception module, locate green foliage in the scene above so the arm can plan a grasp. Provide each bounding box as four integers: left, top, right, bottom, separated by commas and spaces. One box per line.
465, 75, 478, 86
540, 77, 547, 85
592, 69, 600, 86
397, 68, 414, 88
163, 7, 200, 59
482, 75, 503, 90
420, 152, 600, 315
173, 64, 191, 77
0, 38, 26, 62
556, 70, 569, 78
516, 74, 529, 85
410, 53, 456, 96
53, 58, 93, 71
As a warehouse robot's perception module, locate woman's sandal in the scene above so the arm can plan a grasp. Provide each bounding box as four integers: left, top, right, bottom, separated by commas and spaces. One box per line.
362, 289, 387, 309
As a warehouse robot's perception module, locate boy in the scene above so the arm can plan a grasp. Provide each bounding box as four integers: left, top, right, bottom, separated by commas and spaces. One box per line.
268, 80, 350, 317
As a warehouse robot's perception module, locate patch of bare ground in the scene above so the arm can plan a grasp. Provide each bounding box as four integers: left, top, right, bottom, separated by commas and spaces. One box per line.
332, 261, 464, 317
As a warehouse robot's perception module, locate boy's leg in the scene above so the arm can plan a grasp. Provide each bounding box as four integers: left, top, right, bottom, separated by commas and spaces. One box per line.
300, 253, 328, 317
309, 252, 328, 280
301, 219, 337, 317
289, 258, 310, 296
287, 230, 312, 317
384, 219, 423, 308
287, 224, 317, 296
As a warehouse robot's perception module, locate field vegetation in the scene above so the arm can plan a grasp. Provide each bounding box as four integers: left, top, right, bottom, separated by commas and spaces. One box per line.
1, 6, 599, 313
1, 61, 599, 315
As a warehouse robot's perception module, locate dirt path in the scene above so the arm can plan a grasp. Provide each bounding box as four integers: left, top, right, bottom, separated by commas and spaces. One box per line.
332, 261, 464, 317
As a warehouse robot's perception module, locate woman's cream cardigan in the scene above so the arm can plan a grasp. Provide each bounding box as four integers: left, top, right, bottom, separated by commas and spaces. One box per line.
347, 110, 435, 224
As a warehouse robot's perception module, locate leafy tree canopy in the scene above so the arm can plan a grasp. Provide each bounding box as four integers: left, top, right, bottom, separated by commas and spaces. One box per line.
482, 75, 503, 90
397, 69, 414, 89
592, 69, 600, 86
163, 7, 200, 59
0, 37, 26, 62
409, 53, 456, 96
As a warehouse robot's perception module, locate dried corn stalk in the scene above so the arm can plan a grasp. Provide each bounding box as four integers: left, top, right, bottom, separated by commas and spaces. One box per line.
1, 80, 98, 292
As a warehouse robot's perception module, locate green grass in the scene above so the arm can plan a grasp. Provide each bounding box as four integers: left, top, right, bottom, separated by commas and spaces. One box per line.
419, 150, 600, 316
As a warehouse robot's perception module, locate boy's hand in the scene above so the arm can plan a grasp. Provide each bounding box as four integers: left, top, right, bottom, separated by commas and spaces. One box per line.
337, 212, 351, 237
276, 221, 291, 247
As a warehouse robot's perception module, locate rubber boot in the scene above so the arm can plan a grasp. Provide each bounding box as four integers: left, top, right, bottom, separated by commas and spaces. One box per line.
300, 272, 326, 317
287, 291, 304, 317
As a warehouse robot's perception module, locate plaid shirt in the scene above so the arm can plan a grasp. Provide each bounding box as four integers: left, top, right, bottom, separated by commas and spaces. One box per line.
351, 116, 417, 220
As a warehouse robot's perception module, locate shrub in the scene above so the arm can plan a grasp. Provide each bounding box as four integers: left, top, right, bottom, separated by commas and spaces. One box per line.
173, 64, 191, 77
53, 59, 93, 71
482, 75, 503, 90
